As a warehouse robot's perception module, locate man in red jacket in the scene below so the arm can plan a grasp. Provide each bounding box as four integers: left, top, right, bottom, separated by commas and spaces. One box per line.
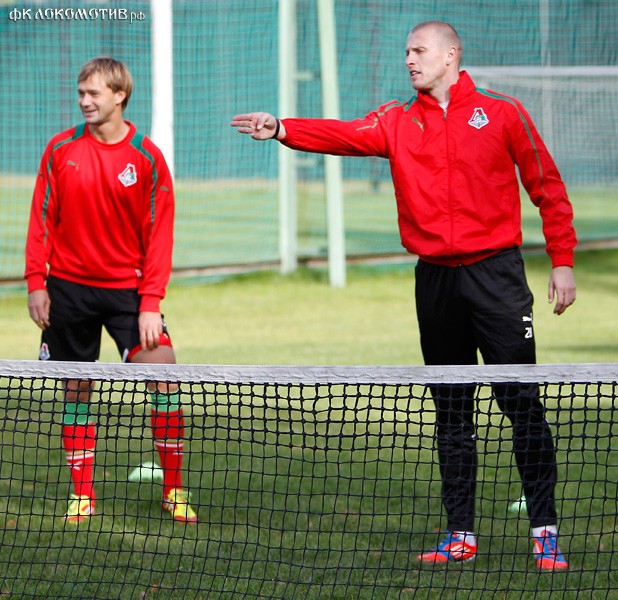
25, 57, 197, 525
231, 21, 576, 570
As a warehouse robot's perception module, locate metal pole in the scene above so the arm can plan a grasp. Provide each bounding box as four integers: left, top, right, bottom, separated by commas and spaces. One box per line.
317, 0, 346, 287
278, 0, 298, 274
539, 0, 554, 152
150, 0, 175, 178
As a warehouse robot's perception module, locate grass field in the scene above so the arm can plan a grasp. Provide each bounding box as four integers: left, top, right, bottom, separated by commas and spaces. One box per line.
2, 246, 618, 364
0, 248, 617, 598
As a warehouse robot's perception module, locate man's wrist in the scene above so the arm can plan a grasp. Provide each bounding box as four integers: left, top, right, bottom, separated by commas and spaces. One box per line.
270, 118, 281, 140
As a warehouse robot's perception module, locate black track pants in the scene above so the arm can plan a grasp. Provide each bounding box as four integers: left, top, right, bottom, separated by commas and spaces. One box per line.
415, 248, 558, 531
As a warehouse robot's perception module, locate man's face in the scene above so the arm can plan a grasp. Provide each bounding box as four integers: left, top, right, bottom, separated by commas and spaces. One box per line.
405, 26, 453, 95
78, 73, 125, 126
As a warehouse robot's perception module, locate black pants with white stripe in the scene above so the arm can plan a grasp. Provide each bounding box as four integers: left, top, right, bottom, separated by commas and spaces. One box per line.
415, 247, 558, 531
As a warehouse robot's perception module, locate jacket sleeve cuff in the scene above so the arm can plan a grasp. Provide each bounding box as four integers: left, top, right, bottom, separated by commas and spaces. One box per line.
550, 255, 574, 269
26, 274, 47, 293
139, 294, 162, 313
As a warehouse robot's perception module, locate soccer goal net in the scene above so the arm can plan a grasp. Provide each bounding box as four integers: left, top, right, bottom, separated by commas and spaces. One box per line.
0, 360, 616, 598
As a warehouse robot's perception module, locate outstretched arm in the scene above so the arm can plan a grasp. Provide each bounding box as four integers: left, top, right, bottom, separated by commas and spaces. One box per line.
232, 107, 391, 157
548, 266, 576, 315
230, 112, 286, 141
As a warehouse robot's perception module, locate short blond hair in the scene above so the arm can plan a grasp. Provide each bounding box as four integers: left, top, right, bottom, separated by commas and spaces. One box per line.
78, 56, 133, 110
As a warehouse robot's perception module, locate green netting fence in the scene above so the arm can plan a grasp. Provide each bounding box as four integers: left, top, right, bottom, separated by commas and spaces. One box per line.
0, 0, 616, 280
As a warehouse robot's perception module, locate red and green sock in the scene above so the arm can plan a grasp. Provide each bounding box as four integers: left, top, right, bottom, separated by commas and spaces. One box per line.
62, 402, 96, 499
150, 392, 185, 497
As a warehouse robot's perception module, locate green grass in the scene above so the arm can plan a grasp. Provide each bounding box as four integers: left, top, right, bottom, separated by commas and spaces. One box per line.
1, 249, 617, 598
3, 247, 618, 364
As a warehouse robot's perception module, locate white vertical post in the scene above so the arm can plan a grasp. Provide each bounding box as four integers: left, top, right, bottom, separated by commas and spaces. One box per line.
539, 0, 554, 152
150, 0, 175, 178
278, 0, 298, 274
317, 0, 346, 287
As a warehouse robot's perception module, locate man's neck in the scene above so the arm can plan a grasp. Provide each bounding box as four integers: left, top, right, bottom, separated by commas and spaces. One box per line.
427, 71, 460, 104
88, 118, 130, 144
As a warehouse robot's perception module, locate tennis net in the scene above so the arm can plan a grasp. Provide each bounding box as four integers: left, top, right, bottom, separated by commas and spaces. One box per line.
0, 360, 616, 599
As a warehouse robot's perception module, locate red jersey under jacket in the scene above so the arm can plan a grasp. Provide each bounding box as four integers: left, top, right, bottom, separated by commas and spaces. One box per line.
25, 121, 174, 313
281, 70, 576, 267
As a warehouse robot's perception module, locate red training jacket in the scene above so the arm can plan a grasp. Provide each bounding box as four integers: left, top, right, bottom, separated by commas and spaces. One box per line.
24, 121, 174, 312
281, 71, 576, 267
